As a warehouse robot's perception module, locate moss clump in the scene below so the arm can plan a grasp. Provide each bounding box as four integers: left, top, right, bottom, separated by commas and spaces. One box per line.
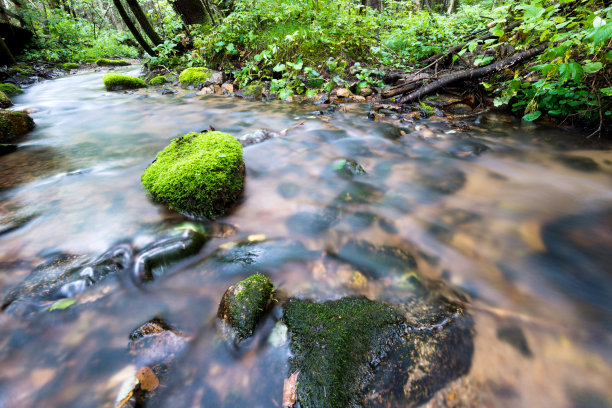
149, 76, 168, 86
283, 297, 406, 408
0, 110, 35, 143
96, 58, 130, 66
238, 82, 264, 99
141, 131, 245, 219
178, 67, 211, 86
0, 84, 23, 95
217, 273, 274, 341
62, 62, 80, 70
103, 73, 147, 91
0, 91, 12, 109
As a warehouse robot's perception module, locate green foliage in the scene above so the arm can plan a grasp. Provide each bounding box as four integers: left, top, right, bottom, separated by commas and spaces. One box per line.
141, 131, 245, 219
0, 84, 23, 95
149, 75, 168, 85
178, 67, 211, 86
103, 73, 147, 91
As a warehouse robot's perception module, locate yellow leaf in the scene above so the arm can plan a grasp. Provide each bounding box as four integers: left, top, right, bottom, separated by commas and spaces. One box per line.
283, 371, 299, 408
136, 366, 159, 392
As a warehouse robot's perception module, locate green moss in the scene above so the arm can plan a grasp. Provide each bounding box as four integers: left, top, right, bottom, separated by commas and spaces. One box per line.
0, 109, 35, 143
141, 131, 245, 219
178, 67, 211, 86
96, 58, 130, 66
103, 73, 147, 91
149, 75, 168, 86
0, 84, 23, 95
62, 62, 80, 70
283, 297, 406, 408
218, 273, 274, 341
238, 82, 264, 99
12, 67, 33, 75
0, 91, 12, 109
84, 58, 98, 64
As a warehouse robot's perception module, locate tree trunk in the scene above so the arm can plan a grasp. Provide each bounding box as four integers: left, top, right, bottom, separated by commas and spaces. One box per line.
112, 0, 156, 55
125, 0, 161, 46
0, 35, 16, 65
171, 0, 209, 25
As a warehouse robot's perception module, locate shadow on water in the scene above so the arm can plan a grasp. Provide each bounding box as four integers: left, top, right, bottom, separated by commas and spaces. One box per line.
0, 68, 611, 407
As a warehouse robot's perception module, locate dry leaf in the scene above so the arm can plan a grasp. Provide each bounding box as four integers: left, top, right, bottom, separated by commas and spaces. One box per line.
282, 371, 299, 407
136, 366, 159, 392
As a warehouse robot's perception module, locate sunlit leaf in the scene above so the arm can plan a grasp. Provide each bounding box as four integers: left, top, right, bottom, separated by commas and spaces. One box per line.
49, 298, 75, 311
583, 61, 602, 73
522, 111, 542, 122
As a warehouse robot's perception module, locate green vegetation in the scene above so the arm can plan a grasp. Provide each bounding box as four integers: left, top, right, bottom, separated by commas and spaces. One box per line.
283, 297, 406, 408
96, 58, 130, 66
218, 273, 274, 341
178, 67, 211, 86
0, 110, 35, 142
141, 131, 245, 219
62, 62, 80, 70
149, 75, 169, 85
0, 84, 23, 95
103, 73, 147, 90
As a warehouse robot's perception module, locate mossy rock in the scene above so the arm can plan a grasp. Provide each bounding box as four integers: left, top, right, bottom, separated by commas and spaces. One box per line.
0, 109, 35, 143
62, 62, 80, 70
141, 131, 245, 219
149, 75, 168, 86
0, 84, 23, 95
103, 73, 147, 91
178, 67, 212, 86
237, 82, 265, 99
0, 91, 12, 109
84, 58, 98, 64
283, 297, 407, 408
96, 58, 130, 66
217, 273, 274, 341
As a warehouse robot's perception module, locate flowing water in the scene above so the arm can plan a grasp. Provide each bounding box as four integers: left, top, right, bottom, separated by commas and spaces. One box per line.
1, 67, 611, 407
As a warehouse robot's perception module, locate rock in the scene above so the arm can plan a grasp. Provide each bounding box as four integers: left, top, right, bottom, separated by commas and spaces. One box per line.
221, 83, 234, 94
286, 207, 340, 236
141, 131, 245, 219
359, 87, 373, 97
329, 158, 367, 179
336, 88, 350, 98
103, 73, 147, 91
217, 273, 274, 342
0, 109, 35, 143
96, 58, 130, 66
149, 76, 168, 86
161, 89, 175, 95
0, 90, 12, 108
196, 86, 214, 96
333, 240, 417, 280
314, 93, 330, 105
61, 62, 80, 70
415, 164, 466, 196
132, 226, 208, 283
350, 95, 366, 103
237, 128, 277, 146
178, 67, 224, 88
446, 103, 473, 115
237, 82, 265, 100
128, 318, 188, 366
0, 143, 17, 156
558, 155, 600, 172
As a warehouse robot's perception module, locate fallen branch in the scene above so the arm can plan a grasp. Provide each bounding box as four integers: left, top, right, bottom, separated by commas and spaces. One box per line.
381, 72, 433, 99
399, 41, 550, 104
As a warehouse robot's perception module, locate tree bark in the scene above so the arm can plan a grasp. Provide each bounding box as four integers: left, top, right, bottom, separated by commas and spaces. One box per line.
112, 0, 156, 55
172, 0, 209, 25
0, 35, 16, 65
398, 42, 550, 104
125, 0, 161, 46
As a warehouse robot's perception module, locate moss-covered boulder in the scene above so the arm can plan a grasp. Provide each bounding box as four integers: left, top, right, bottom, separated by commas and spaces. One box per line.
141, 131, 245, 219
62, 62, 80, 70
96, 58, 130, 66
237, 82, 265, 99
0, 109, 35, 143
217, 273, 274, 341
0, 91, 12, 109
0, 83, 23, 95
103, 73, 148, 91
178, 67, 222, 87
149, 75, 168, 86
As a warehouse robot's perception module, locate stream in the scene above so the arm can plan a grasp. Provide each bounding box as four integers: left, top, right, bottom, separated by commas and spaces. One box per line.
1, 66, 612, 407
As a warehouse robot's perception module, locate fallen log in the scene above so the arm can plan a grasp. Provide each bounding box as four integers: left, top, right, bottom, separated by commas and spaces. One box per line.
398, 41, 550, 104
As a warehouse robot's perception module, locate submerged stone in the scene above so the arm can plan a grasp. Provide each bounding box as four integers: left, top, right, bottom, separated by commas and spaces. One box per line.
558, 155, 600, 172
103, 73, 148, 91
334, 239, 418, 280
141, 131, 245, 219
218, 273, 274, 342
329, 158, 367, 179
0, 109, 34, 143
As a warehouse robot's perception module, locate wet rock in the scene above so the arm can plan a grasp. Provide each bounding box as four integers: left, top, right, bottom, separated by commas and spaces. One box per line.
497, 325, 532, 357
217, 273, 274, 342
359, 87, 373, 97
277, 182, 300, 199
329, 158, 366, 179
0, 212, 36, 236
141, 131, 245, 219
333, 240, 417, 280
237, 128, 277, 146
336, 88, 350, 98
133, 226, 208, 283
333, 182, 385, 205
415, 163, 466, 196
351, 95, 366, 103
446, 103, 473, 115
0, 109, 35, 143
314, 93, 330, 105
221, 83, 234, 94
0, 90, 12, 108
0, 143, 17, 156
196, 86, 214, 96
237, 82, 265, 100
286, 207, 340, 237
161, 89, 175, 95
558, 155, 600, 172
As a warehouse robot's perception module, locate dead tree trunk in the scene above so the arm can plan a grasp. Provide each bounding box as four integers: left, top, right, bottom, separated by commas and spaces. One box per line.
125, 0, 162, 46
171, 0, 209, 25
112, 0, 156, 55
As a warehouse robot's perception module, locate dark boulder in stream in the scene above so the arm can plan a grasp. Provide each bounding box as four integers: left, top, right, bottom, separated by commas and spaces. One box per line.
0, 109, 35, 143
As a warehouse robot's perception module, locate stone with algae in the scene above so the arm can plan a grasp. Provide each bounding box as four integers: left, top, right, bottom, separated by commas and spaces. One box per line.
103, 73, 147, 91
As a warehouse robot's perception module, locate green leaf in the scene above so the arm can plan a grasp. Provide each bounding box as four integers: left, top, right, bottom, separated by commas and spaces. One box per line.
523, 5, 545, 20
585, 23, 612, 45
558, 61, 583, 83
583, 62, 603, 73
273, 63, 286, 72
601, 87, 612, 97
522, 111, 542, 121
333, 159, 347, 171
50, 298, 75, 311
490, 26, 504, 37
305, 89, 319, 98
606, 50, 612, 61
278, 89, 294, 99
468, 41, 478, 53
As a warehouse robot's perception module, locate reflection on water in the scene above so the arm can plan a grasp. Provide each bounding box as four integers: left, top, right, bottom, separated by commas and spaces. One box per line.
0, 67, 611, 407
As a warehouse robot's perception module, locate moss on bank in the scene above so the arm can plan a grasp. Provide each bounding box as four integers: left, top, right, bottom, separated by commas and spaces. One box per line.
0, 91, 12, 109
283, 297, 406, 408
178, 67, 211, 86
62, 62, 80, 70
0, 84, 23, 95
96, 58, 130, 66
141, 131, 245, 219
149, 75, 168, 85
103, 73, 147, 91
0, 110, 35, 142
218, 273, 274, 341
